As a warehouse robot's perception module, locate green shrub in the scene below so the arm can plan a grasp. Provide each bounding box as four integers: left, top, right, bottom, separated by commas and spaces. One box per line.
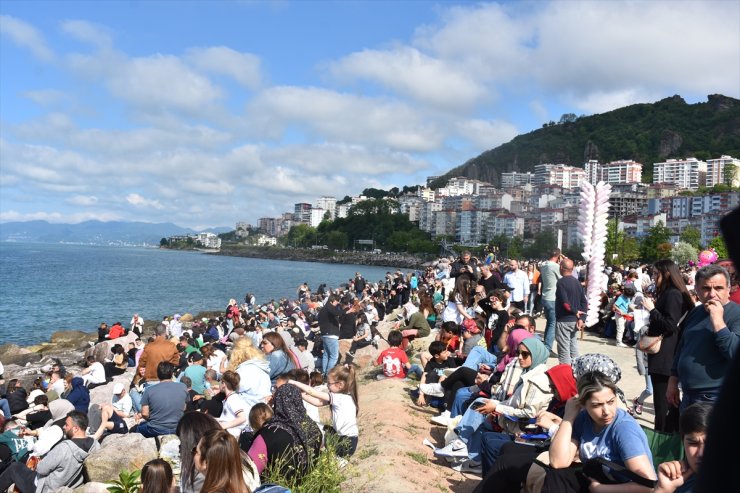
107, 469, 141, 493
262, 433, 347, 493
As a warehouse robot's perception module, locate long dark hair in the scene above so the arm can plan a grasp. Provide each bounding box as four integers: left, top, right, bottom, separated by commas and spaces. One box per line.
176, 412, 221, 492
653, 259, 693, 310
198, 429, 250, 493
141, 458, 173, 493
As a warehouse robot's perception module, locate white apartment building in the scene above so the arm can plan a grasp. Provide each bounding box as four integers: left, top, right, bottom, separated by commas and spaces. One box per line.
599, 160, 642, 184
336, 203, 351, 218
196, 232, 221, 249
419, 201, 443, 233
487, 213, 524, 239
417, 188, 436, 202
315, 196, 337, 219
585, 160, 600, 185
706, 155, 740, 187
501, 172, 533, 188
309, 208, 326, 227
534, 164, 585, 189
653, 158, 707, 190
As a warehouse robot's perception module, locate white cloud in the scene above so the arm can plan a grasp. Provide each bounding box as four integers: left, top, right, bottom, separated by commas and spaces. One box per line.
60, 19, 112, 48
22, 89, 67, 106
126, 193, 164, 210
455, 119, 519, 152
67, 195, 98, 206
0, 210, 121, 223
329, 46, 486, 110
248, 86, 443, 152
0, 15, 54, 61
186, 46, 262, 89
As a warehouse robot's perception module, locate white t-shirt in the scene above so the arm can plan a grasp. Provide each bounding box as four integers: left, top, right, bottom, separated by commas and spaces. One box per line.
207, 350, 226, 373
112, 393, 133, 416
329, 392, 358, 437
84, 362, 106, 385
220, 393, 250, 437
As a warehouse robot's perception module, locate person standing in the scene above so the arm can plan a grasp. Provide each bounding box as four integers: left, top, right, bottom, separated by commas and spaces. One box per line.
640, 259, 694, 432
318, 294, 343, 376
667, 264, 740, 411
538, 249, 562, 352
554, 258, 587, 365
504, 260, 529, 312
354, 272, 366, 298
130, 313, 144, 337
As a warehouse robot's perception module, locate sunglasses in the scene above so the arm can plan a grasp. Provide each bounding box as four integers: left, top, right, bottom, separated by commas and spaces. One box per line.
516, 350, 532, 358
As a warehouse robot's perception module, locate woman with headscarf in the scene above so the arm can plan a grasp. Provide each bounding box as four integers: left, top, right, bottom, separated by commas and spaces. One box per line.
247, 384, 322, 481
435, 337, 553, 473
474, 364, 578, 487
431, 328, 533, 427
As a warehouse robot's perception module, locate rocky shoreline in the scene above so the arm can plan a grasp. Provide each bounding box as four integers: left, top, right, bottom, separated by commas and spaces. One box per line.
207, 244, 432, 269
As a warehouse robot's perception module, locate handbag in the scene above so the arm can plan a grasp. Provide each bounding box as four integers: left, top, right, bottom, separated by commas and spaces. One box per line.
637, 311, 687, 354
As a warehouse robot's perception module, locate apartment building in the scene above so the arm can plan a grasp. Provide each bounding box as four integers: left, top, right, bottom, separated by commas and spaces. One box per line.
294, 203, 312, 224
706, 155, 740, 187
599, 160, 642, 184
487, 213, 524, 240
653, 158, 707, 190
501, 171, 533, 188
534, 164, 586, 189
315, 196, 337, 219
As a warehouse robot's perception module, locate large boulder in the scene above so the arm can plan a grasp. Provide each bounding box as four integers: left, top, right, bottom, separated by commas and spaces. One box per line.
58, 482, 110, 493
50, 330, 95, 350
84, 332, 138, 363
84, 433, 158, 483
0, 344, 42, 366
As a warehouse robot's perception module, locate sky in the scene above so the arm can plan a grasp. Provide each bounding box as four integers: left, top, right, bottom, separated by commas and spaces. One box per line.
1, 1, 738, 230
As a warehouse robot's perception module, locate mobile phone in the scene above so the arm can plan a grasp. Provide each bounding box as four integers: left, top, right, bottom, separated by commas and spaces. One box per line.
471, 401, 486, 411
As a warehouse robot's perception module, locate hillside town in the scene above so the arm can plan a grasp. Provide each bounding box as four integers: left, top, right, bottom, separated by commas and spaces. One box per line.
235, 155, 739, 250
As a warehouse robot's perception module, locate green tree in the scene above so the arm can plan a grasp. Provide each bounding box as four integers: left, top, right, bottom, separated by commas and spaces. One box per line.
286, 224, 317, 248
159, 237, 168, 247
640, 221, 672, 262
680, 226, 701, 248
325, 230, 348, 250
708, 235, 728, 258
671, 241, 698, 265
525, 229, 557, 259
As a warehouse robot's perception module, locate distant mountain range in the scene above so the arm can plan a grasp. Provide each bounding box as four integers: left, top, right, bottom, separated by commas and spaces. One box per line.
432, 94, 740, 187
0, 220, 231, 245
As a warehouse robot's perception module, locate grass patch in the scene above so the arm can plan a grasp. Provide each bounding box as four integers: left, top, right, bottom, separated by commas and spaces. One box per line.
262, 434, 347, 493
406, 451, 428, 465
356, 446, 379, 460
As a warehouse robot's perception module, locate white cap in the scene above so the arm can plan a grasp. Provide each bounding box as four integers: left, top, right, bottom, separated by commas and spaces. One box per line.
112, 383, 125, 394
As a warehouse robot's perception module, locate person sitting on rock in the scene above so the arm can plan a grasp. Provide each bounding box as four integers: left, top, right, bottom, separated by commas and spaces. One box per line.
0, 410, 100, 493
80, 356, 106, 389
91, 382, 132, 442
107, 321, 126, 339
65, 377, 90, 414
131, 361, 187, 438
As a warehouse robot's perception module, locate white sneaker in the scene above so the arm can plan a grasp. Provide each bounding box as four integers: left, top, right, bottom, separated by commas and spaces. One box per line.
616, 342, 628, 348
434, 438, 469, 458
419, 382, 444, 397
452, 459, 482, 474
430, 410, 451, 426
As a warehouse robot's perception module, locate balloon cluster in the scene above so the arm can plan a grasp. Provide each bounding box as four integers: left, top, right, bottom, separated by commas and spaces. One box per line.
578, 182, 612, 327
697, 248, 718, 267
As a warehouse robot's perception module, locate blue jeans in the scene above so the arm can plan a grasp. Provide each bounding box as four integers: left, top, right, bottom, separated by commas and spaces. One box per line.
132, 420, 173, 438
129, 389, 143, 413
451, 386, 474, 418
455, 397, 490, 461
321, 336, 339, 375
542, 299, 556, 351
0, 398, 10, 418
480, 431, 514, 474
407, 364, 423, 380
462, 346, 497, 371
680, 388, 719, 412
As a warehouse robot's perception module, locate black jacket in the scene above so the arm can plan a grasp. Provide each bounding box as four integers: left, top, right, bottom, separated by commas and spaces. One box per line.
647, 286, 692, 376
318, 302, 343, 338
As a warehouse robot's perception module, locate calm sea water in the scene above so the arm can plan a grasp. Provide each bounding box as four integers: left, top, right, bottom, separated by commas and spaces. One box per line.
0, 242, 399, 345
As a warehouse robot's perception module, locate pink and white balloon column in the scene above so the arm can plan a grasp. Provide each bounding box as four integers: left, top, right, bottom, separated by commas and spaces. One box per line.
578, 182, 611, 327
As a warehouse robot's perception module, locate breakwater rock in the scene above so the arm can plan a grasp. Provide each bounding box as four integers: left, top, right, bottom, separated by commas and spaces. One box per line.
211, 245, 430, 269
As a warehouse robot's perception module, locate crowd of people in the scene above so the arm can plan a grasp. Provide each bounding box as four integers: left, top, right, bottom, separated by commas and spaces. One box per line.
0, 250, 738, 492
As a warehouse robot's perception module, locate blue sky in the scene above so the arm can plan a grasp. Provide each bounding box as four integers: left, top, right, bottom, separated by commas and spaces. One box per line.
1, 1, 738, 229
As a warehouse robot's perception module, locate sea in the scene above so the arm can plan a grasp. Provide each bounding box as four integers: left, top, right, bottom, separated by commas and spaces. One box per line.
0, 242, 401, 346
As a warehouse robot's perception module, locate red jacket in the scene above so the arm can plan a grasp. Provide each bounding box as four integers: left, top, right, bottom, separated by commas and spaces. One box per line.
108, 324, 125, 339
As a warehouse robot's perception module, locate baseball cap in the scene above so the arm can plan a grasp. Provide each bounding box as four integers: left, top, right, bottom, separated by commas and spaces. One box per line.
112, 383, 125, 394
